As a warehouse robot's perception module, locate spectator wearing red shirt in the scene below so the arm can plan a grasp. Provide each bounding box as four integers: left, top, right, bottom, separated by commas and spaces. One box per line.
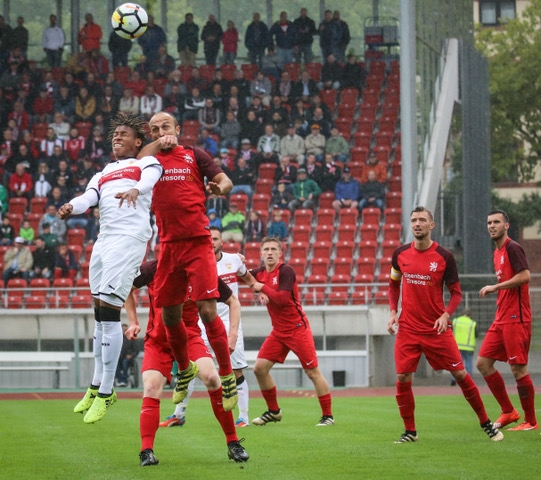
53, 242, 78, 281
78, 13, 103, 53
88, 48, 109, 81
9, 163, 33, 200
221, 21, 239, 65
33, 88, 55, 124
64, 127, 86, 163
8, 101, 29, 133
125, 71, 147, 98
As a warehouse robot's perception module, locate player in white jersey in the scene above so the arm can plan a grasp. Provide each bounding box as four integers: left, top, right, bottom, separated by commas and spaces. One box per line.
160, 226, 256, 428
58, 113, 163, 424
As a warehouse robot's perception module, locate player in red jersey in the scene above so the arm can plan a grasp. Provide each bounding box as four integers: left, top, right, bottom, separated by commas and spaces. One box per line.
124, 260, 250, 466
140, 111, 237, 410
249, 236, 334, 427
477, 209, 537, 431
387, 206, 503, 443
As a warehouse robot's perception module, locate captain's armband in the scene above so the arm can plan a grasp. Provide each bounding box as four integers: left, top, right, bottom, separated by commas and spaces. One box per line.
390, 267, 402, 281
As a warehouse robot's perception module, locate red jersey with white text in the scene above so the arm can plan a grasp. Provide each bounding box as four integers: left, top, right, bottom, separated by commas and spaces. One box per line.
152, 145, 223, 241
390, 241, 461, 335
492, 237, 531, 324
251, 263, 310, 332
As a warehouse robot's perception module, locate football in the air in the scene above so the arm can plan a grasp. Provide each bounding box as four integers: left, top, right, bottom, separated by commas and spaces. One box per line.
111, 3, 148, 39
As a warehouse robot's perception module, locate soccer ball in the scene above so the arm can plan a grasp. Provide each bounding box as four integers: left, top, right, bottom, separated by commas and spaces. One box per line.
111, 3, 148, 40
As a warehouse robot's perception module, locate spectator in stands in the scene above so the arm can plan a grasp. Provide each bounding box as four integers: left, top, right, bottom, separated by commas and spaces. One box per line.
206, 192, 229, 219
98, 85, 121, 129
255, 124, 281, 166
151, 43, 176, 79
244, 210, 265, 242
132, 55, 152, 81
206, 208, 221, 229
240, 110, 263, 147
140, 84, 163, 122
108, 30, 132, 67
198, 98, 221, 135
40, 204, 66, 244
305, 124, 326, 162
292, 70, 319, 104
358, 169, 385, 211
290, 102, 309, 134
49, 112, 70, 142
221, 20, 239, 65
177, 13, 199, 66
289, 167, 321, 211
221, 203, 245, 243
209, 82, 225, 112
162, 83, 183, 123
42, 14, 65, 68
54, 86, 76, 124
318, 10, 334, 62
28, 236, 54, 280
8, 101, 29, 136
182, 87, 205, 122
220, 110, 241, 150
33, 87, 55, 124
268, 95, 290, 124
138, 15, 167, 65
310, 107, 333, 139
11, 17, 28, 59
331, 11, 350, 62
118, 87, 140, 116
318, 153, 342, 193
267, 210, 289, 239
217, 148, 234, 172
55, 175, 71, 200
269, 111, 288, 139
250, 71, 273, 108
163, 70, 185, 98
34, 162, 54, 198
293, 8, 317, 64
78, 13, 102, 54
229, 156, 255, 201
304, 152, 323, 183
232, 70, 251, 106
62, 72, 80, 98
19, 219, 34, 245
46, 186, 67, 211
326, 126, 349, 163
342, 54, 366, 91
75, 86, 97, 124
54, 158, 75, 190
88, 49, 109, 82
280, 123, 305, 164
76, 156, 97, 183
197, 127, 218, 157
53, 242, 77, 281
249, 95, 268, 124
65, 49, 91, 82
274, 155, 298, 188
260, 46, 281, 83
2, 236, 32, 286
201, 15, 223, 66
319, 54, 343, 90
362, 152, 388, 183
0, 61, 21, 95
64, 127, 85, 164
86, 207, 100, 243
271, 180, 294, 211
20, 131, 40, 160
8, 162, 33, 200
1, 127, 16, 159
225, 96, 246, 123
85, 127, 110, 167
125, 70, 147, 97
269, 11, 298, 69
11, 143, 37, 172
0, 215, 15, 245
332, 167, 359, 212
274, 71, 295, 106
245, 12, 269, 67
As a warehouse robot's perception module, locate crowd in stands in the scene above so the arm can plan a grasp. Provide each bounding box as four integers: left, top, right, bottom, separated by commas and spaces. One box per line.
0, 8, 401, 306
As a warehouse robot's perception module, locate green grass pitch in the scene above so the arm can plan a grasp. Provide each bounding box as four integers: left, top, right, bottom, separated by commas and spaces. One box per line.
0, 394, 539, 479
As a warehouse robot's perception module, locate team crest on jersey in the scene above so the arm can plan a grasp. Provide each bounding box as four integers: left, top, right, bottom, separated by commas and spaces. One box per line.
429, 261, 438, 272
500, 255, 505, 264
184, 154, 194, 163
272, 277, 278, 285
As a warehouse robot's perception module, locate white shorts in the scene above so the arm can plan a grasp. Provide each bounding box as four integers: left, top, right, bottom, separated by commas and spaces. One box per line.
89, 234, 147, 305
198, 317, 248, 370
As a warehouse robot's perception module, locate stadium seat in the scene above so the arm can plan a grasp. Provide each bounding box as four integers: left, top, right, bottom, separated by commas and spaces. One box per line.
384, 208, 402, 225
238, 289, 256, 307
53, 278, 74, 297
312, 241, 332, 260
181, 120, 200, 138
67, 228, 86, 247
48, 293, 70, 309
330, 273, 351, 293
114, 65, 132, 84
335, 241, 355, 259
318, 192, 335, 210
320, 89, 337, 109
379, 256, 393, 275
80, 262, 90, 279
8, 197, 28, 216
291, 225, 312, 243
26, 295, 47, 309
303, 62, 322, 79
305, 274, 327, 295
289, 241, 310, 260
388, 176, 402, 192
258, 163, 278, 181
6, 213, 22, 233
241, 63, 258, 81
337, 103, 356, 119
338, 208, 358, 226
273, 208, 291, 225
382, 223, 402, 241
84, 244, 94, 260
382, 239, 401, 258
152, 77, 168, 96
337, 224, 357, 243
32, 122, 48, 140
6, 295, 24, 309
333, 257, 352, 276
198, 64, 215, 81
303, 290, 326, 306
358, 240, 378, 259
353, 273, 375, 284
347, 160, 365, 180
71, 294, 93, 309
29, 278, 50, 297
316, 209, 335, 227
335, 117, 354, 136
25, 213, 41, 233
229, 194, 248, 212
223, 241, 242, 253
327, 291, 349, 305
283, 62, 300, 81
340, 88, 359, 105
356, 257, 377, 276
75, 277, 90, 290
255, 178, 273, 197
362, 208, 381, 226
351, 288, 372, 305
75, 122, 92, 139
315, 224, 334, 243
373, 145, 391, 165
243, 241, 260, 260
374, 290, 389, 305
289, 257, 308, 283
294, 208, 313, 227
391, 161, 402, 178
220, 64, 237, 81
352, 131, 372, 149
30, 197, 48, 215
68, 245, 83, 263
386, 191, 402, 209
310, 257, 331, 277
360, 224, 379, 242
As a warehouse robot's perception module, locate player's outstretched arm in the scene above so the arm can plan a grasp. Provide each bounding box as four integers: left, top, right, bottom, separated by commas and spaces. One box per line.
207, 172, 233, 196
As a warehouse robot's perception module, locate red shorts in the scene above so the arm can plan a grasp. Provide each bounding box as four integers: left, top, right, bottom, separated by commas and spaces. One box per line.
394, 328, 463, 374
258, 326, 318, 369
142, 325, 212, 382
478, 322, 531, 365
153, 236, 219, 308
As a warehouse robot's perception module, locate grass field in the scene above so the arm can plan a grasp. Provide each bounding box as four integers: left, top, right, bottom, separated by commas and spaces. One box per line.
0, 393, 539, 480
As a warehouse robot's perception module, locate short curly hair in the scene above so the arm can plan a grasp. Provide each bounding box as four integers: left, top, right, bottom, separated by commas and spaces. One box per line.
107, 112, 147, 151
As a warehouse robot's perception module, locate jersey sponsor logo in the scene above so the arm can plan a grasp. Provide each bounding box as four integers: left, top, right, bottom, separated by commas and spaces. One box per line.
219, 273, 238, 285
402, 272, 433, 286
160, 167, 194, 182
98, 166, 141, 188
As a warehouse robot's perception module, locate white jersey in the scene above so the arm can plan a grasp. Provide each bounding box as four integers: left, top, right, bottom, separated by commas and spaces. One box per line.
86, 156, 161, 241
216, 251, 247, 322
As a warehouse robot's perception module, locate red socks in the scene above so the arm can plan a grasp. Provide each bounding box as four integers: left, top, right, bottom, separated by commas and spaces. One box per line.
140, 397, 160, 451
484, 371, 514, 413
517, 374, 537, 425
164, 321, 189, 370
203, 316, 232, 376
457, 374, 489, 425
262, 386, 280, 412
208, 387, 237, 444
396, 381, 415, 431
318, 393, 333, 417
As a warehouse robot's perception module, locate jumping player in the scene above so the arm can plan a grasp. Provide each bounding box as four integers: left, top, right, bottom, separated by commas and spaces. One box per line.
125, 260, 250, 466
58, 113, 163, 424
477, 209, 537, 431
140, 111, 236, 410
249, 236, 334, 427
387, 206, 503, 443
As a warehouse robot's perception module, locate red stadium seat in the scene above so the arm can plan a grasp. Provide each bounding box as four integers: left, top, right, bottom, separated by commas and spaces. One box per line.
335, 241, 355, 259
71, 294, 93, 309
8, 197, 28, 216
223, 242, 242, 253
386, 191, 402, 209
316, 209, 335, 227
241, 63, 258, 81
6, 213, 22, 233
330, 274, 351, 293
314, 224, 335, 243
360, 224, 379, 242
67, 228, 86, 247
289, 241, 310, 259
305, 274, 327, 296
333, 257, 352, 276
303, 62, 322, 79
337, 224, 357, 243
252, 193, 270, 214
384, 208, 402, 225
243, 241, 260, 259
318, 192, 335, 210
29, 278, 50, 297
340, 88, 359, 105
312, 241, 332, 260
351, 288, 372, 305
255, 178, 273, 197
258, 163, 278, 181
26, 295, 47, 309
291, 225, 312, 243
293, 209, 313, 227
289, 257, 308, 283
356, 257, 377, 276
382, 223, 402, 241
382, 240, 401, 258
75, 122, 93, 139
320, 89, 337, 109
327, 291, 349, 305
339, 208, 358, 226
6, 278, 27, 296
30, 197, 48, 214
362, 208, 381, 226
310, 257, 331, 277
358, 240, 377, 259
53, 278, 73, 296
5, 295, 24, 309
229, 194, 248, 213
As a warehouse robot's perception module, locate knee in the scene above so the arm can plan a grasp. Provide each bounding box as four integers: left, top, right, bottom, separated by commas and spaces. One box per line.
198, 301, 217, 322
397, 373, 411, 383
